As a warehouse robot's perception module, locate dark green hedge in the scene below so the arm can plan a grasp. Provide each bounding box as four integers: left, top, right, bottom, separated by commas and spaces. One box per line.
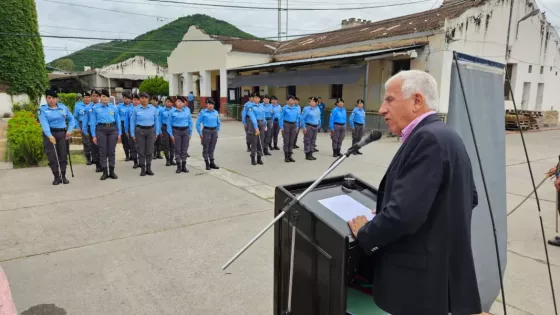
0, 0, 48, 100
7, 111, 45, 166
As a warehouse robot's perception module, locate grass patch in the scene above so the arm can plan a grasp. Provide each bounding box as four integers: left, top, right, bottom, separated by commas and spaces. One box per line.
12, 152, 86, 169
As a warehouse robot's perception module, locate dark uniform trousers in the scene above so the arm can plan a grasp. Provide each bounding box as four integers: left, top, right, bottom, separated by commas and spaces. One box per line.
331, 123, 346, 150
160, 125, 173, 160
153, 133, 161, 156
282, 121, 297, 154
293, 126, 300, 146
88, 125, 99, 163
248, 121, 265, 157
78, 122, 91, 158
172, 127, 190, 162
352, 123, 364, 146
265, 118, 273, 147
202, 128, 218, 160
120, 121, 131, 157
135, 126, 155, 167
272, 119, 280, 147
244, 119, 251, 147
43, 130, 67, 175
303, 124, 318, 154
96, 125, 118, 169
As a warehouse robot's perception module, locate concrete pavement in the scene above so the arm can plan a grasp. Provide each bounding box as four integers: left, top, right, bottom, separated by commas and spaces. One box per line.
0, 120, 559, 314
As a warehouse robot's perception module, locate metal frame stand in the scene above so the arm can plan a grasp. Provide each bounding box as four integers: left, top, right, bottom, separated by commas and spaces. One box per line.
283, 209, 299, 315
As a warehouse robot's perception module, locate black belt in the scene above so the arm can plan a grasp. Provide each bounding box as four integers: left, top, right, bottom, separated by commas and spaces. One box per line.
266, 117, 272, 120
354, 122, 364, 126
306, 123, 318, 127
50, 127, 66, 132
203, 127, 217, 130
257, 119, 264, 123
173, 126, 189, 131
137, 125, 153, 129
274, 118, 279, 121
334, 123, 345, 126
284, 121, 295, 124
97, 123, 116, 127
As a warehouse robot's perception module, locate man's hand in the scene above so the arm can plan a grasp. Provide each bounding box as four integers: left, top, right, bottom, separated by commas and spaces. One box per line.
265, 126, 268, 132
200, 135, 203, 141
547, 167, 558, 177
255, 128, 260, 135
347, 215, 368, 238
280, 129, 284, 134
132, 137, 136, 142
65, 132, 71, 140
118, 135, 121, 143
555, 178, 560, 192
154, 135, 158, 141
303, 128, 307, 135
48, 136, 56, 144
93, 137, 97, 145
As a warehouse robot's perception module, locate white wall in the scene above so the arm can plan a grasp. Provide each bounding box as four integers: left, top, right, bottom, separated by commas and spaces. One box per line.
0, 93, 30, 115
99, 56, 168, 80
226, 51, 271, 69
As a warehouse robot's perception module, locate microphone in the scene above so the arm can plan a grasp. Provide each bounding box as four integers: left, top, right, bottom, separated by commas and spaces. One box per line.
344, 130, 383, 156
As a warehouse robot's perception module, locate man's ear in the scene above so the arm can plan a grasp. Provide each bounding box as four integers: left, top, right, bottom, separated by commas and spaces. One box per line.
413, 93, 424, 110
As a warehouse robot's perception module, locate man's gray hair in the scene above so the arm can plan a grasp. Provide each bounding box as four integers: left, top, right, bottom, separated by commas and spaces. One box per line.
385, 70, 439, 110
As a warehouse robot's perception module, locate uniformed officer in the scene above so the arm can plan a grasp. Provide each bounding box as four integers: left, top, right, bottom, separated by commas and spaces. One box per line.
329, 98, 347, 157
73, 91, 92, 165
262, 95, 273, 155
90, 89, 122, 180
151, 96, 163, 159
129, 94, 141, 169
271, 96, 282, 150
167, 96, 192, 173
160, 98, 176, 166
300, 97, 321, 161
247, 94, 266, 165
83, 89, 102, 172
39, 89, 76, 185
131, 92, 160, 176
279, 95, 300, 163
196, 98, 221, 170
317, 97, 327, 132
117, 92, 133, 161
293, 97, 302, 149
242, 94, 255, 152
349, 99, 366, 155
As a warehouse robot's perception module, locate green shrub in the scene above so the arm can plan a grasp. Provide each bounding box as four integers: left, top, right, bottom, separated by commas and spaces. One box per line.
7, 111, 45, 166
139, 76, 169, 96
57, 93, 78, 113
12, 101, 40, 119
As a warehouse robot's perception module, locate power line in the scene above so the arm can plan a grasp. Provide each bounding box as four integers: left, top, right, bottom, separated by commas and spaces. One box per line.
43, 0, 171, 19
535, 0, 560, 21
40, 25, 141, 35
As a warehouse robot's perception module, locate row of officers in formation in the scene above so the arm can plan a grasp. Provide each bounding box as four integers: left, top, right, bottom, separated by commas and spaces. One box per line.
240, 93, 366, 164
39, 89, 220, 185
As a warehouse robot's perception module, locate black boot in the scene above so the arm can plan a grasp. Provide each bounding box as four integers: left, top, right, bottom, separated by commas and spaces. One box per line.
186, 152, 190, 158
247, 143, 251, 152
146, 164, 154, 176
86, 155, 92, 165
100, 168, 108, 180
251, 156, 257, 165
133, 158, 139, 169
333, 149, 338, 157
273, 143, 280, 150
52, 173, 61, 185
125, 153, 130, 161
61, 171, 70, 184
210, 159, 219, 169
176, 162, 182, 173
157, 151, 163, 159
306, 152, 313, 160
95, 162, 102, 173
268, 144, 273, 151
140, 166, 146, 176
356, 150, 363, 155
264, 148, 271, 156
337, 149, 343, 157
170, 152, 176, 165
289, 154, 296, 162
165, 153, 170, 166
109, 167, 118, 179
257, 156, 264, 165
205, 159, 211, 170
181, 161, 189, 173
310, 153, 317, 160
284, 153, 290, 163
313, 147, 319, 152
294, 143, 300, 149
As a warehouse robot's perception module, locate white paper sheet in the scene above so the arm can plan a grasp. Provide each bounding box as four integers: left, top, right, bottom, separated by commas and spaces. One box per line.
318, 195, 375, 222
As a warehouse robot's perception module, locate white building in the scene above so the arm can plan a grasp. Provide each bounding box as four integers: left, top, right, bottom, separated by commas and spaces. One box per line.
168, 0, 560, 115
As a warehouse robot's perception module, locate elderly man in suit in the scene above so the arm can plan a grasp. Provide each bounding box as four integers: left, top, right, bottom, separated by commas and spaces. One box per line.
348, 70, 482, 315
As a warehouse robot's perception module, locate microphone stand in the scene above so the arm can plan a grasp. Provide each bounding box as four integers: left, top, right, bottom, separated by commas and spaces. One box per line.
222, 150, 354, 314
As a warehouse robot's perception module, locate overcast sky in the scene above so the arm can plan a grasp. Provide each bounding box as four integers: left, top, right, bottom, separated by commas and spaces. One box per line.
35, 0, 560, 63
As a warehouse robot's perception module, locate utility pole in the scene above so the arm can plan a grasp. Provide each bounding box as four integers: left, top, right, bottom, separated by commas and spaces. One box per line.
504, 0, 514, 61
285, 0, 289, 41
278, 0, 281, 42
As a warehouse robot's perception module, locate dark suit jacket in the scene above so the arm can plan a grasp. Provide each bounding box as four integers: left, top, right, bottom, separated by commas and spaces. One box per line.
357, 114, 482, 315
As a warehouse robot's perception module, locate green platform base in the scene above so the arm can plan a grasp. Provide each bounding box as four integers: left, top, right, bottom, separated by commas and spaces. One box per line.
346, 287, 386, 315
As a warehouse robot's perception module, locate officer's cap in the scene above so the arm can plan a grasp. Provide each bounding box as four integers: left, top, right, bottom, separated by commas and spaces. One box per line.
177, 96, 187, 103
139, 92, 150, 98
122, 92, 131, 99
336, 97, 345, 103
45, 89, 58, 98
253, 94, 261, 99
83, 91, 91, 97
263, 95, 270, 99
308, 96, 313, 100
100, 89, 110, 97
249, 93, 256, 98
295, 97, 300, 101
356, 99, 364, 104
318, 96, 322, 99
287, 95, 295, 100
91, 89, 100, 96
270, 95, 277, 100
151, 96, 159, 101
132, 93, 140, 100
310, 97, 318, 102
206, 97, 216, 105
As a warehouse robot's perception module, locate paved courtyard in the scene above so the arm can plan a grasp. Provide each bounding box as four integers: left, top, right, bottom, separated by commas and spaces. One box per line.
1, 120, 559, 315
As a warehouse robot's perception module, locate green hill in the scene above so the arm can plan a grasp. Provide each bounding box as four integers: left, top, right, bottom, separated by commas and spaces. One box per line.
48, 14, 258, 70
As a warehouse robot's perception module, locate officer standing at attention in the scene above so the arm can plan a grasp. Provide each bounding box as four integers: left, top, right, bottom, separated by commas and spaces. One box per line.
196, 98, 221, 170
349, 99, 366, 155
279, 95, 299, 163
271, 96, 282, 150
317, 97, 327, 132
39, 89, 76, 185
247, 94, 266, 165
117, 92, 133, 161
262, 95, 273, 155
90, 89, 121, 180
329, 98, 347, 157
160, 98, 176, 166
83, 89, 102, 172
129, 94, 141, 169
73, 91, 92, 165
150, 96, 163, 160
167, 96, 192, 174
293, 97, 302, 149
300, 97, 321, 161
242, 94, 255, 152
131, 92, 160, 176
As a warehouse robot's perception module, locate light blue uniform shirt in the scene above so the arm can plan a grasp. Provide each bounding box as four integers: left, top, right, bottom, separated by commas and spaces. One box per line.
248, 103, 266, 129
279, 104, 300, 129
349, 107, 366, 128
263, 103, 274, 119
295, 104, 302, 127
166, 107, 193, 136
82, 102, 101, 135
241, 101, 254, 125
196, 108, 221, 135
317, 103, 326, 114
130, 104, 160, 137
329, 106, 347, 130
90, 103, 122, 137
117, 102, 133, 133
159, 107, 174, 126
188, 93, 194, 101
39, 103, 76, 137
73, 101, 91, 125
272, 104, 283, 120
300, 106, 321, 128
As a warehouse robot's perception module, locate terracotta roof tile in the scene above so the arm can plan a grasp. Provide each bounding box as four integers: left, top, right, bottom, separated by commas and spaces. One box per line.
211, 35, 279, 55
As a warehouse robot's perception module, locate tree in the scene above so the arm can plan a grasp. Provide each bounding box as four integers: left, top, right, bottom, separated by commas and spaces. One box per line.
52, 59, 75, 72
139, 76, 169, 96
0, 0, 48, 101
